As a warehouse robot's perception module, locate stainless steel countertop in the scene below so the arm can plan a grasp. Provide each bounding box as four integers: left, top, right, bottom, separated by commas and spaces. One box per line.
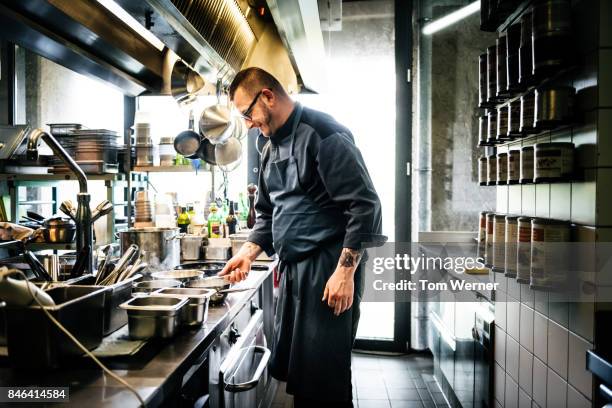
0, 266, 274, 407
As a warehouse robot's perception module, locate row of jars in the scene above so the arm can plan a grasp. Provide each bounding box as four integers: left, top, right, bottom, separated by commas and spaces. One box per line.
478, 86, 574, 146
479, 142, 575, 185
477, 212, 571, 290
479, 0, 573, 107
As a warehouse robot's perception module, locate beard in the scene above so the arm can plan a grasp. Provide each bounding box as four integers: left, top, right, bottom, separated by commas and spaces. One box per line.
258, 105, 273, 137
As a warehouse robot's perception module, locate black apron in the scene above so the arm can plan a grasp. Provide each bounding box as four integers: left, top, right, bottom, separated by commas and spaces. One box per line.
265, 104, 364, 403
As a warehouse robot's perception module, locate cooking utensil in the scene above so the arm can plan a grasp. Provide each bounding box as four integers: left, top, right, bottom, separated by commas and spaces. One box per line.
199, 104, 234, 144
23, 250, 52, 281
170, 60, 205, 105
151, 269, 204, 282
215, 137, 242, 170
70, 245, 91, 278
99, 244, 139, 285
26, 211, 45, 221
132, 279, 182, 294
174, 111, 201, 158
92, 200, 114, 222
59, 200, 77, 220
42, 217, 76, 243
120, 295, 188, 339
119, 227, 180, 271
152, 287, 214, 327
195, 137, 217, 165
180, 234, 204, 261
175, 261, 226, 274
202, 245, 232, 261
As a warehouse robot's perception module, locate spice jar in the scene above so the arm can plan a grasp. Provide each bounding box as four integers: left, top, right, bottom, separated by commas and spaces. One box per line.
479, 53, 489, 108
487, 154, 498, 186
519, 10, 534, 87
479, 157, 488, 186
519, 92, 536, 134
532, 0, 572, 79
487, 45, 498, 104
534, 86, 575, 130
477, 211, 489, 260
496, 35, 509, 99
485, 212, 495, 267
504, 215, 519, 278
530, 218, 571, 290
534, 142, 574, 182
516, 216, 532, 283
497, 152, 508, 185
478, 116, 489, 146
497, 105, 509, 142
520, 146, 534, 183
508, 150, 521, 184
506, 23, 522, 92
492, 214, 507, 272
508, 100, 522, 138
487, 110, 498, 145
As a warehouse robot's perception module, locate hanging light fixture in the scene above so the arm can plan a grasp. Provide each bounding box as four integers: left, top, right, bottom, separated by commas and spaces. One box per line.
422, 1, 480, 36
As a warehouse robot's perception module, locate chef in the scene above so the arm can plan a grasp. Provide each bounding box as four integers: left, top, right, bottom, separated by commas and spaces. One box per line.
220, 67, 385, 407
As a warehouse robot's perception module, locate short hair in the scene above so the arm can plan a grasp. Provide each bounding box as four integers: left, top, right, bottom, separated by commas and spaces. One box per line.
229, 67, 287, 100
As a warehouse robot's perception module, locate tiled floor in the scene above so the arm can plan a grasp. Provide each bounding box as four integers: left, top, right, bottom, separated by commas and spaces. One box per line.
272, 352, 446, 408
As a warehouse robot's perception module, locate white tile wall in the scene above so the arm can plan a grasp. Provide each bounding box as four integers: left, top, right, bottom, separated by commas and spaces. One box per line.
496, 292, 507, 331
519, 388, 531, 408
533, 357, 547, 408
568, 333, 593, 400
496, 362, 506, 406
507, 299, 520, 341
534, 312, 548, 363
548, 320, 569, 380
547, 368, 568, 408
519, 346, 533, 396
520, 304, 534, 352
495, 327, 506, 369
507, 336, 520, 382
567, 384, 591, 408
506, 374, 519, 408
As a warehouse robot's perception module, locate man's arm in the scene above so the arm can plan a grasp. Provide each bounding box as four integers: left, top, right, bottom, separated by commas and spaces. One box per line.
322, 248, 365, 315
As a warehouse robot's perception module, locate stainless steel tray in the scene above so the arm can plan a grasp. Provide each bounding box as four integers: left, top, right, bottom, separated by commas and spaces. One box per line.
152, 287, 214, 326
120, 296, 188, 339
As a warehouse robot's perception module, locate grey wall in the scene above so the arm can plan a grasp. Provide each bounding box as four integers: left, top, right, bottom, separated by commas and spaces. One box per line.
428, 10, 496, 231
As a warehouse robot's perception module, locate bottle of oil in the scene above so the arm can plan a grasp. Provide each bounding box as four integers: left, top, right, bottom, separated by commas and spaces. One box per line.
177, 206, 190, 233
207, 204, 222, 238
226, 201, 238, 235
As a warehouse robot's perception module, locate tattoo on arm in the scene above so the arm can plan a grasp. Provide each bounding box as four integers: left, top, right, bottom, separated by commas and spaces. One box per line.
339, 248, 363, 268
241, 242, 263, 261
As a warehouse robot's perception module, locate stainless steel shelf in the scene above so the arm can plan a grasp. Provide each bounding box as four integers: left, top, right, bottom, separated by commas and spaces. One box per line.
132, 165, 207, 173
0, 173, 129, 182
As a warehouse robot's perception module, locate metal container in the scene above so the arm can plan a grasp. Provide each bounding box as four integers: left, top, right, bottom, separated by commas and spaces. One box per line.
508, 150, 521, 184
151, 269, 204, 283
497, 152, 508, 185
534, 87, 575, 129
152, 287, 214, 327
518, 11, 534, 86
534, 142, 575, 182
479, 157, 488, 186
42, 217, 76, 243
492, 214, 506, 272
516, 216, 532, 283
135, 144, 154, 166
508, 100, 522, 138
485, 213, 495, 267
487, 154, 497, 186
487, 110, 498, 145
478, 115, 488, 146
504, 215, 519, 278
487, 45, 497, 104
188, 276, 230, 304
496, 34, 509, 99
506, 23, 522, 92
120, 227, 180, 270
5, 285, 106, 368
519, 92, 536, 134
477, 211, 489, 261
496, 105, 509, 142
120, 296, 188, 339
202, 245, 232, 261
530, 218, 571, 290
181, 234, 204, 261
520, 146, 534, 183
532, 0, 572, 78
132, 279, 182, 294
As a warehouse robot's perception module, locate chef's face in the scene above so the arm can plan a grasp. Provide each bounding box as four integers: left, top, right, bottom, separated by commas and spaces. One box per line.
233, 87, 274, 137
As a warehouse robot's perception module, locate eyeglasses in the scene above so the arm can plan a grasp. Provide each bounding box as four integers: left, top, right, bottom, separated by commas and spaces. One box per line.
238, 90, 263, 121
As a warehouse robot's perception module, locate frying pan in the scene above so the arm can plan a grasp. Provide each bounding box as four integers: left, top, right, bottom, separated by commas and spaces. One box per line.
174, 111, 201, 158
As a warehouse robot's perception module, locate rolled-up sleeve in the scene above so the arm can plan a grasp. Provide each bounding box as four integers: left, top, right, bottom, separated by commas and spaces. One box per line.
316, 133, 386, 249
247, 158, 275, 256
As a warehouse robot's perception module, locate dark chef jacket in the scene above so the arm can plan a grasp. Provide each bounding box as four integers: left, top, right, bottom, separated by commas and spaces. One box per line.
247, 105, 385, 254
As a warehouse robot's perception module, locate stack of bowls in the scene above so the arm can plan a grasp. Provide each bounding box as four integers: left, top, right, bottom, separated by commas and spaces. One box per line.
159, 137, 176, 166
134, 190, 153, 224
134, 123, 153, 166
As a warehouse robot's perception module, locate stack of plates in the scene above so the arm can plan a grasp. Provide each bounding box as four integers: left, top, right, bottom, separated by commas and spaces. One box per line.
51, 129, 124, 174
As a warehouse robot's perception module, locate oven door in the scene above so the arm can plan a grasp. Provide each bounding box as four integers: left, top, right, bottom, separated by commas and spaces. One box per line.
218, 309, 271, 408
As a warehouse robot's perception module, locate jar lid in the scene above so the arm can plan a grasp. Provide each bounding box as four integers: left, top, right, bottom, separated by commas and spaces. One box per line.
505, 215, 519, 221
480, 156, 488, 161
494, 214, 507, 220
534, 142, 574, 149
486, 213, 496, 219
517, 216, 532, 222
488, 154, 497, 159
509, 150, 520, 155
498, 152, 508, 157
521, 145, 534, 151
531, 218, 570, 225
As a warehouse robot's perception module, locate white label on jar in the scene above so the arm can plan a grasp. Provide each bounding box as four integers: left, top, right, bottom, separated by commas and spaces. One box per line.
535, 148, 574, 179
531, 225, 570, 287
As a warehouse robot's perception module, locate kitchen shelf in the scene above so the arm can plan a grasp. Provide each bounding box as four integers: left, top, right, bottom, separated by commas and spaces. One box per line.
133, 165, 208, 173
0, 173, 129, 182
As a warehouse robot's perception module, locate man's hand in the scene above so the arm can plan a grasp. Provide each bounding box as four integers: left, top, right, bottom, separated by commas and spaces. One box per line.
218, 242, 262, 283
322, 248, 363, 316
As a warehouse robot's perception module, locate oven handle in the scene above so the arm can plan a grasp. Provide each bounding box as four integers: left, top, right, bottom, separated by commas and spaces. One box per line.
223, 346, 271, 393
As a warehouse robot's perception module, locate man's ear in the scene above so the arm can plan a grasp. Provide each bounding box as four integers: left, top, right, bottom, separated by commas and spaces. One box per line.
261, 88, 275, 108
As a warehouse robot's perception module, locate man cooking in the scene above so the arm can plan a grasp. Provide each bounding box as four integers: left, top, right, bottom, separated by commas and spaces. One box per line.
219, 67, 385, 407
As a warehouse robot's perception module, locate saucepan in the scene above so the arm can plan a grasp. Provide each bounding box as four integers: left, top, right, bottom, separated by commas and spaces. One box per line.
174, 111, 201, 158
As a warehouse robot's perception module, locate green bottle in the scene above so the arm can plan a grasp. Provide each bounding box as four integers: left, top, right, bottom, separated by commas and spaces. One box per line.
177, 206, 190, 233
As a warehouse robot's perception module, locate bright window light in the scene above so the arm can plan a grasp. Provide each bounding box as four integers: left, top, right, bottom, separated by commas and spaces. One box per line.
422, 1, 480, 35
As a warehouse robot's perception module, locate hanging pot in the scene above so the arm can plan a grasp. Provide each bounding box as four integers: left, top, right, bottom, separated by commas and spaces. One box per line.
199, 104, 234, 145
215, 137, 242, 171
174, 111, 201, 158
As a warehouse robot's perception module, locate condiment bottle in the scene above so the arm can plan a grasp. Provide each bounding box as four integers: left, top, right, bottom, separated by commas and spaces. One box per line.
177, 206, 190, 233
226, 201, 238, 235
207, 204, 222, 238
247, 184, 258, 229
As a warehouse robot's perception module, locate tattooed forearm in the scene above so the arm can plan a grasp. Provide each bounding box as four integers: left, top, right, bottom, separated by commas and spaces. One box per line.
240, 241, 263, 261
338, 248, 363, 268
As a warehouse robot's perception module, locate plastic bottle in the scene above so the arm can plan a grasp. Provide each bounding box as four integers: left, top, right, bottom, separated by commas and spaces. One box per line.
177, 206, 190, 233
